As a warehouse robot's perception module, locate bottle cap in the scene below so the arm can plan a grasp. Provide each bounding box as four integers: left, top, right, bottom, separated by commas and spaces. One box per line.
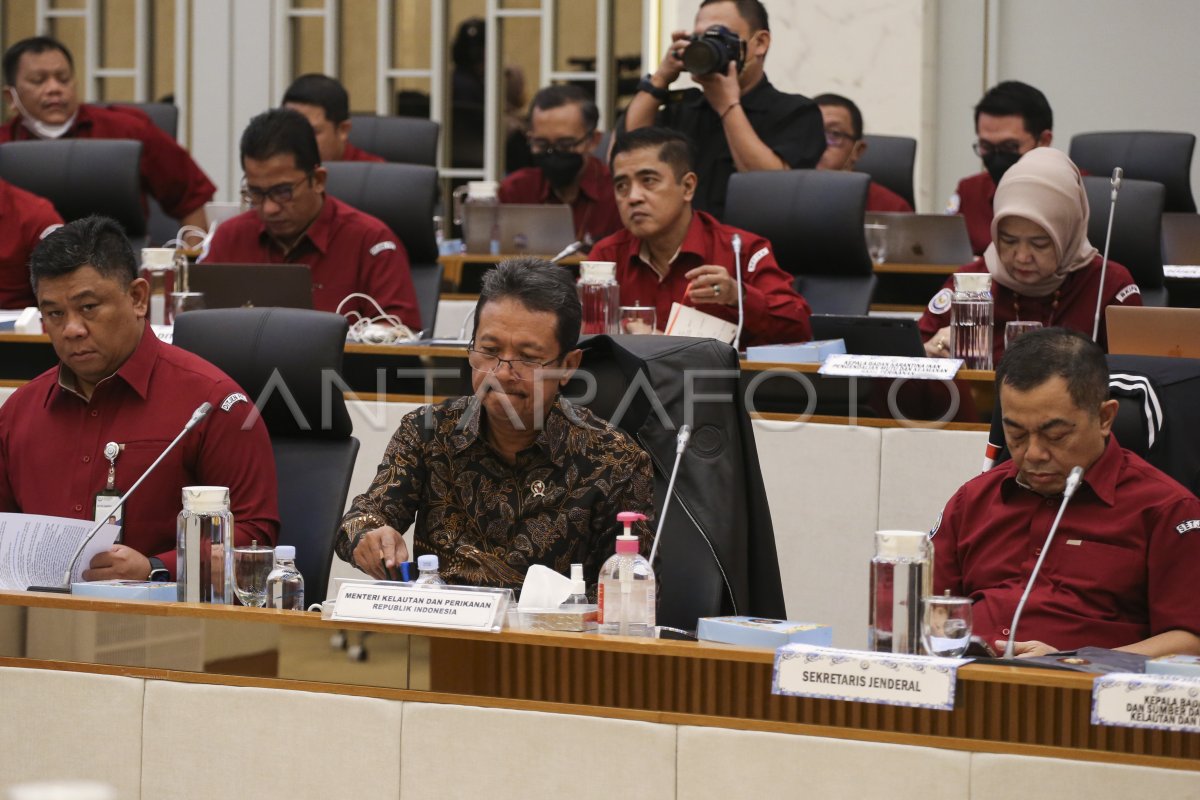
417, 554, 439, 571
616, 536, 640, 554
180, 486, 229, 513
141, 247, 175, 268
274, 545, 296, 560
952, 272, 991, 293
579, 261, 616, 282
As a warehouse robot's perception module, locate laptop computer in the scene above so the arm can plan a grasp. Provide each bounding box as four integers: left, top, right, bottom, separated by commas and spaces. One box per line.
463, 203, 577, 255
187, 263, 313, 310
810, 314, 926, 357
1106, 306, 1200, 358
865, 213, 974, 265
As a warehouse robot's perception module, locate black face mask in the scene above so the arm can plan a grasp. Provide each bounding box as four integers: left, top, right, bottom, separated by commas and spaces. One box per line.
983, 150, 1021, 185
534, 150, 584, 190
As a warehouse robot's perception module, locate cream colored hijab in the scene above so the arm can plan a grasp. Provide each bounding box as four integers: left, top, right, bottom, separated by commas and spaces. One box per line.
982, 148, 1098, 297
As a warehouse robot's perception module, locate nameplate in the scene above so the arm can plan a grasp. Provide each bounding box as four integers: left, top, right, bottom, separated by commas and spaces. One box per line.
1164, 265, 1200, 279
772, 645, 968, 710
818, 354, 962, 381
330, 582, 509, 632
1091, 673, 1200, 732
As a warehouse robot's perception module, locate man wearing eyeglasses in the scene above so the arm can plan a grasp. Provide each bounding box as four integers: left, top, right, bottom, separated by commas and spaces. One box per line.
200, 108, 421, 331
814, 93, 913, 213
336, 259, 655, 597
497, 85, 622, 246
949, 81, 1054, 255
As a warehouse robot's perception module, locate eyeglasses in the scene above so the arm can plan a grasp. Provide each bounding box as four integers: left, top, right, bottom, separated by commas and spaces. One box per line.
467, 348, 562, 381
972, 141, 1025, 158
240, 174, 312, 207
824, 130, 859, 149
527, 130, 595, 155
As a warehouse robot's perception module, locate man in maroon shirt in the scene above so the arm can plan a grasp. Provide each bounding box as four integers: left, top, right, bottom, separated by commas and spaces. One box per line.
814, 93, 913, 213
589, 127, 811, 346
2, 36, 215, 231
282, 73, 385, 164
933, 328, 1200, 657
201, 109, 421, 331
0, 216, 279, 580
0, 177, 62, 308
498, 85, 622, 246
950, 81, 1054, 255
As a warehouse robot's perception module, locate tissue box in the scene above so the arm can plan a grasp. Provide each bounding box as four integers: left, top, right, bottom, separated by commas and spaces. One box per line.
72, 580, 178, 602
698, 616, 832, 649
514, 606, 598, 632
1146, 654, 1200, 678
746, 339, 846, 364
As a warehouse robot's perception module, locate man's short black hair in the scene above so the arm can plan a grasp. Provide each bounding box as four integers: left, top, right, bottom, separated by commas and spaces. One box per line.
30, 216, 136, 292
240, 108, 322, 172
3, 36, 73, 86
996, 327, 1109, 414
529, 84, 599, 132
974, 80, 1053, 139
814, 92, 863, 139
474, 258, 581, 357
610, 126, 695, 181
699, 0, 769, 32
282, 73, 351, 125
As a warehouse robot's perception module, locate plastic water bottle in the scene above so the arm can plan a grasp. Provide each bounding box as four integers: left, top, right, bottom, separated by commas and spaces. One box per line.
950, 272, 994, 369
560, 563, 589, 608
598, 511, 655, 636
577, 261, 620, 335
413, 554, 446, 586
266, 545, 305, 610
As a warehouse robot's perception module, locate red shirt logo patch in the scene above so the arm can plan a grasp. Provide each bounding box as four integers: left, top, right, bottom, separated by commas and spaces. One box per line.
1175, 519, 1200, 535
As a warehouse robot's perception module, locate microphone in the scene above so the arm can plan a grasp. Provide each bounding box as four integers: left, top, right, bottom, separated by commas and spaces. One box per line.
550, 240, 585, 264
56, 402, 213, 588
647, 424, 692, 567
731, 234, 744, 352
1003, 465, 1085, 658
1092, 167, 1123, 342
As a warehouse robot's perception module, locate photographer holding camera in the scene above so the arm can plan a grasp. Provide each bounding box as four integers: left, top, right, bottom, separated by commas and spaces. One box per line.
624, 0, 825, 220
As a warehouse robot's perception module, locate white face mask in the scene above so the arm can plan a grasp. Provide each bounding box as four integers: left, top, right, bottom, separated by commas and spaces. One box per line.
8, 88, 76, 139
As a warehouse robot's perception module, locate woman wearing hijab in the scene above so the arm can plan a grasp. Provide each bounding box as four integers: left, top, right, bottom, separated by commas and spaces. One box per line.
920, 148, 1142, 362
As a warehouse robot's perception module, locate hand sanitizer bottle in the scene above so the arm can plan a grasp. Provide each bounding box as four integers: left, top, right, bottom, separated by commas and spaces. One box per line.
560, 563, 589, 608
598, 511, 655, 637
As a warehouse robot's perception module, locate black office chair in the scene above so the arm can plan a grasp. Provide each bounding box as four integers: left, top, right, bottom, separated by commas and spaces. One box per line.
1082, 176, 1167, 307
347, 115, 440, 166
1070, 131, 1196, 213
854, 134, 917, 209
725, 169, 875, 314
0, 139, 147, 245
567, 334, 786, 630
1161, 213, 1200, 265
173, 308, 361, 603
110, 102, 179, 139
408, 262, 443, 339
109, 103, 181, 246
324, 162, 440, 334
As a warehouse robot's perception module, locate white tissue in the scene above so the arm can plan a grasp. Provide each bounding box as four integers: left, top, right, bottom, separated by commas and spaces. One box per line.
518, 564, 575, 610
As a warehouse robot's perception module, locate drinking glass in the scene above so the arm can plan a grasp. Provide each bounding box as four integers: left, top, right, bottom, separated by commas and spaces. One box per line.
864, 223, 888, 264
232, 544, 274, 607
619, 305, 657, 335
170, 291, 206, 321
921, 595, 973, 657
1004, 320, 1043, 349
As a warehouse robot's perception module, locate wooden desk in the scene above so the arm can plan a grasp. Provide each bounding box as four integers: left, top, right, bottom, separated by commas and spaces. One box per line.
0, 590, 1195, 770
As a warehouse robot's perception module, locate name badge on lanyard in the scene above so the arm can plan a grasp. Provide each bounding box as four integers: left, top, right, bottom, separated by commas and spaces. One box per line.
93, 441, 125, 528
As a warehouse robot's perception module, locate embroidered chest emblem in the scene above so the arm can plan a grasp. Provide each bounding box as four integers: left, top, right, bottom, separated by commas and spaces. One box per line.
530, 480, 546, 498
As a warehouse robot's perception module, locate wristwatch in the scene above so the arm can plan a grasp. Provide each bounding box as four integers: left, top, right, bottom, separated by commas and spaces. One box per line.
147, 557, 170, 582
637, 74, 670, 102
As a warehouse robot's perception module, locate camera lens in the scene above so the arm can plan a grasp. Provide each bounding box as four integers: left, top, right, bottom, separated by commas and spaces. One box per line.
682, 39, 725, 76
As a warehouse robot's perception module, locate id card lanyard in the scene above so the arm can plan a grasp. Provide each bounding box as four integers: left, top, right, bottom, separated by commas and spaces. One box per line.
93, 441, 125, 528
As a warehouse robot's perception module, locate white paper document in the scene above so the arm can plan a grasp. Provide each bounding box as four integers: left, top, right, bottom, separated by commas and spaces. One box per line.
663, 302, 738, 343
0, 513, 120, 590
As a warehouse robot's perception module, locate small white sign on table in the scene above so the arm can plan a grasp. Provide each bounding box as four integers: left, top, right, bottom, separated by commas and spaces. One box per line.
819, 354, 962, 381
331, 581, 510, 632
1092, 673, 1200, 732
773, 645, 969, 710
1164, 265, 1200, 279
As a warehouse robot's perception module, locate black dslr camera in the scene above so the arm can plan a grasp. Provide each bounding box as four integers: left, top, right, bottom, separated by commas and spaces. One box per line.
681, 25, 745, 76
